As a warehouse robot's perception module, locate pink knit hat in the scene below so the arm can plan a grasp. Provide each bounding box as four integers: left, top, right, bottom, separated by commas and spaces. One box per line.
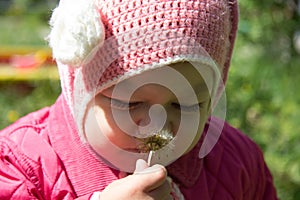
48, 0, 238, 139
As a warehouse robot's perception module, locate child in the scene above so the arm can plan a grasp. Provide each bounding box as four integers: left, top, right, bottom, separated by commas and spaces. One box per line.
0, 0, 278, 199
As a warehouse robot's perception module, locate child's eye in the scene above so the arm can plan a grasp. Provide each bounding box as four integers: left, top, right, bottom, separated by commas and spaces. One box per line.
110, 98, 141, 110
172, 103, 201, 112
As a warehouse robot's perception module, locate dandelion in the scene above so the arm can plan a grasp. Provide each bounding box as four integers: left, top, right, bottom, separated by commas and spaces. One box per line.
137, 129, 174, 153
136, 129, 174, 165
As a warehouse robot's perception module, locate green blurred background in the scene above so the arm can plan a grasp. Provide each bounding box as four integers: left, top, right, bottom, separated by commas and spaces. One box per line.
0, 0, 299, 199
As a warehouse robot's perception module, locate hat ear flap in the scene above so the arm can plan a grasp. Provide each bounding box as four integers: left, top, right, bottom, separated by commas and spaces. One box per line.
48, 0, 105, 67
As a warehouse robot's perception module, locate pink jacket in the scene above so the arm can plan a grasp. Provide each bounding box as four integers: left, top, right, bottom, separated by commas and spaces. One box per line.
0, 95, 278, 199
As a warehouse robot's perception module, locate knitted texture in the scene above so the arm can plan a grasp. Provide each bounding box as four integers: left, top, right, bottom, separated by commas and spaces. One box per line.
94, 0, 231, 87
49, 0, 239, 139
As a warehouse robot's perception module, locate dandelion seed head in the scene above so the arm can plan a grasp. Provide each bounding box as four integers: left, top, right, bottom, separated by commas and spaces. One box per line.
137, 129, 174, 153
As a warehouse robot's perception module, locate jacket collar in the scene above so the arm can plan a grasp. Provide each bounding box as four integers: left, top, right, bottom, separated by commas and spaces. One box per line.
48, 95, 120, 196
167, 135, 204, 188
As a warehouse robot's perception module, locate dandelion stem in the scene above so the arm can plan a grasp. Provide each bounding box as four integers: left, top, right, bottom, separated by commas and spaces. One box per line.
147, 150, 153, 166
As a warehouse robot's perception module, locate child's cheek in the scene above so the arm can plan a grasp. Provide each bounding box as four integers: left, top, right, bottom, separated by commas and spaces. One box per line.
99, 115, 138, 149
184, 114, 208, 154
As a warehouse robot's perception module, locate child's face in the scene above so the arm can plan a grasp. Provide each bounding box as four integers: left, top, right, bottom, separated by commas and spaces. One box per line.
87, 62, 213, 156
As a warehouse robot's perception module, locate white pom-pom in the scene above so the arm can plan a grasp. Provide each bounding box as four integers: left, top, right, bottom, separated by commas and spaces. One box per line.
48, 0, 105, 67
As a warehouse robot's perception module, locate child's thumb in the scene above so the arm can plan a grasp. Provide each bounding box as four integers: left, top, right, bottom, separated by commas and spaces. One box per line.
134, 159, 149, 173
133, 160, 167, 192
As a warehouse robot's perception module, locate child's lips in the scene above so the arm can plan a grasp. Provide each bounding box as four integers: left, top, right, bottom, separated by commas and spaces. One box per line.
125, 143, 146, 153
124, 148, 141, 153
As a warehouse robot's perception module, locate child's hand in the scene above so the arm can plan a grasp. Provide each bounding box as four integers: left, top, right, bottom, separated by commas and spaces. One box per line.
100, 159, 172, 200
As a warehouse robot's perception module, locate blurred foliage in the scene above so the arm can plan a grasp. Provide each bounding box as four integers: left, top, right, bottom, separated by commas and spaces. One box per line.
0, 15, 48, 46
0, 0, 300, 199
0, 0, 56, 46
227, 0, 300, 199
0, 0, 57, 19
0, 80, 60, 129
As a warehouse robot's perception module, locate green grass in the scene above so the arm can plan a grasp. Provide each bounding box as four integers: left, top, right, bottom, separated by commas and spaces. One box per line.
0, 15, 49, 46
0, 80, 60, 129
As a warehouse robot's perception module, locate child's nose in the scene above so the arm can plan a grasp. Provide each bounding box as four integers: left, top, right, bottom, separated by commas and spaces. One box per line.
134, 103, 180, 136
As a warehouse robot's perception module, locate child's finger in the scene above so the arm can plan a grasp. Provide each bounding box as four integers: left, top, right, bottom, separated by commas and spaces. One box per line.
134, 159, 149, 173
133, 164, 167, 192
